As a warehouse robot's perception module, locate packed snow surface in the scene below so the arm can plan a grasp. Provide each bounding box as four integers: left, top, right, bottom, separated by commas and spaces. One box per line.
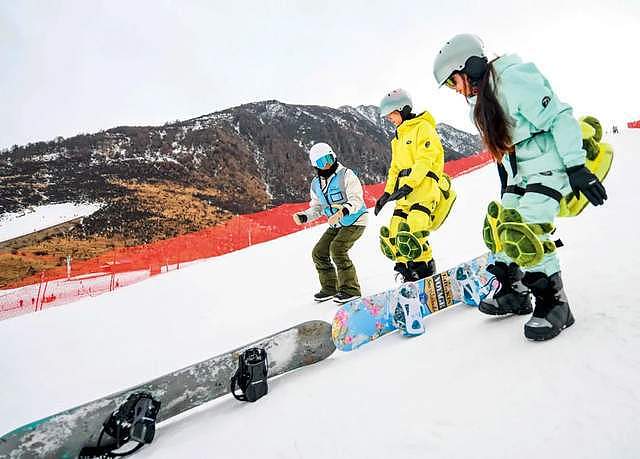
1, 132, 638, 458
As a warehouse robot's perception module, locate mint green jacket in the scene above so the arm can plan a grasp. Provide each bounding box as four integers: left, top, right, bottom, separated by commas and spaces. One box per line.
487, 54, 586, 179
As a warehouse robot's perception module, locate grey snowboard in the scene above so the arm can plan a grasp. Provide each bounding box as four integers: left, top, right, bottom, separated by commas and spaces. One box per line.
0, 320, 335, 458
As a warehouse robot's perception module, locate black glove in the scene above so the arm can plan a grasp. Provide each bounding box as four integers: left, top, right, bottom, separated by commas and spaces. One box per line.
374, 192, 391, 216
566, 165, 607, 206
388, 184, 413, 202
293, 212, 308, 225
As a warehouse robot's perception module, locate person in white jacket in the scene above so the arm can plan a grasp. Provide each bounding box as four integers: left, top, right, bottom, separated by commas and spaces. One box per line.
293, 143, 368, 304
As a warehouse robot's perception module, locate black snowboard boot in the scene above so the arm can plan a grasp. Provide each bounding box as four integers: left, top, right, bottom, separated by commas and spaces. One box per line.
408, 259, 436, 280
522, 271, 575, 341
394, 262, 417, 283
314, 290, 336, 302
333, 292, 360, 304
479, 261, 533, 315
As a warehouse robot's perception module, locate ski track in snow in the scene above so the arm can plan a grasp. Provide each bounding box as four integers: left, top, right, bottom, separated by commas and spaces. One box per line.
1, 132, 639, 458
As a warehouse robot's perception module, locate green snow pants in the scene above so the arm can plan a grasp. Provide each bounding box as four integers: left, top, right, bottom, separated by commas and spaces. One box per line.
312, 225, 365, 297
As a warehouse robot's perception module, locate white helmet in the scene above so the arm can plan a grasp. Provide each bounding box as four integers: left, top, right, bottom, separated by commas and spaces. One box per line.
379, 89, 413, 117
433, 34, 486, 86
308, 142, 336, 168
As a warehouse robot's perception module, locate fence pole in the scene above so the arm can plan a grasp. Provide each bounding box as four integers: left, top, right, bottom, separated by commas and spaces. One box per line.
35, 272, 44, 312
39, 280, 49, 312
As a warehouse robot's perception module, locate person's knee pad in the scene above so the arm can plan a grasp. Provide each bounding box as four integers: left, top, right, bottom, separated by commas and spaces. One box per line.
388, 212, 408, 238
379, 226, 398, 261
483, 200, 503, 254
395, 221, 431, 261
497, 208, 556, 268
483, 201, 556, 267
381, 210, 411, 262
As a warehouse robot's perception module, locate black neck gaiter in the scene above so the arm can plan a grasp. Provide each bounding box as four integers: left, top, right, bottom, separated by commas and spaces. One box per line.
316, 161, 338, 178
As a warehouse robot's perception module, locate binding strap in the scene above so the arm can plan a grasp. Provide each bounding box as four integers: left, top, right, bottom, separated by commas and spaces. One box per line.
78, 393, 160, 459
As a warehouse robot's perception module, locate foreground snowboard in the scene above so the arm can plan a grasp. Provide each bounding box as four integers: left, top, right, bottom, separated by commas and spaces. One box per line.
332, 253, 496, 351
0, 320, 335, 458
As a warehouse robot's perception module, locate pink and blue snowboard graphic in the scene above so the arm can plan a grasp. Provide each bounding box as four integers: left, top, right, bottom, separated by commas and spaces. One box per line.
331, 253, 496, 351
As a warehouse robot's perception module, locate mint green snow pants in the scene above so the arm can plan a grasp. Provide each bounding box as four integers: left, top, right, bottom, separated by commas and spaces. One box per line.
498, 170, 571, 276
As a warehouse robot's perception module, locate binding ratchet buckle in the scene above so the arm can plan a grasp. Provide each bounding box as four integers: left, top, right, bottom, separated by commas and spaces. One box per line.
79, 392, 161, 458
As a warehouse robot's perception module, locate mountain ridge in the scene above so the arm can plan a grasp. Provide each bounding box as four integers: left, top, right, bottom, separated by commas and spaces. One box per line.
0, 100, 482, 245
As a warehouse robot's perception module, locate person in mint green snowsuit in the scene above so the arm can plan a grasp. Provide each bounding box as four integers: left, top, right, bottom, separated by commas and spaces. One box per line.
433, 34, 607, 341
477, 53, 586, 277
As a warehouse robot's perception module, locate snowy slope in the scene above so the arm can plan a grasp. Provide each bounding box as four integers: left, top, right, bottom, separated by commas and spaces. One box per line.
0, 202, 102, 242
1, 132, 639, 459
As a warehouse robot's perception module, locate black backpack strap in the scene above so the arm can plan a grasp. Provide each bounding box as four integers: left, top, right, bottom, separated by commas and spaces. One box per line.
497, 162, 508, 196
504, 185, 525, 196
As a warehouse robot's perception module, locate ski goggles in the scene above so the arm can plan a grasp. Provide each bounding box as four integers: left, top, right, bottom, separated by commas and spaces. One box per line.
314, 153, 335, 169
444, 73, 457, 89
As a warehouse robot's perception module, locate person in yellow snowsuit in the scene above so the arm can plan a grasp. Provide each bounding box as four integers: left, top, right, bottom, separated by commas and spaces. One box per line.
375, 89, 455, 281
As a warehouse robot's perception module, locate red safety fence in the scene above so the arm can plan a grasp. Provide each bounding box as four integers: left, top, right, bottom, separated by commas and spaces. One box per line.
628, 120, 640, 128
0, 152, 492, 320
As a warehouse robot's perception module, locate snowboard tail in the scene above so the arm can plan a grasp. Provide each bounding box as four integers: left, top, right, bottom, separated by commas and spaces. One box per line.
0, 320, 335, 459
332, 253, 496, 351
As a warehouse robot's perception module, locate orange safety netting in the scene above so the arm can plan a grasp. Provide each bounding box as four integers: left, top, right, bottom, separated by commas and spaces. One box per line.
0, 152, 492, 320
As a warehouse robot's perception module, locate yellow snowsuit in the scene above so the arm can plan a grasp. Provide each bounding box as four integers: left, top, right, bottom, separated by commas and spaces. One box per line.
384, 111, 445, 263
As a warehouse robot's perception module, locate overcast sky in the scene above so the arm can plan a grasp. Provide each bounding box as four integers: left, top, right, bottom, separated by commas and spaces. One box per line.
1, 0, 637, 149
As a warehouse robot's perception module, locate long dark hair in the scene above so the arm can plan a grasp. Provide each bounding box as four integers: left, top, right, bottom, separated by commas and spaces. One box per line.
472, 61, 512, 162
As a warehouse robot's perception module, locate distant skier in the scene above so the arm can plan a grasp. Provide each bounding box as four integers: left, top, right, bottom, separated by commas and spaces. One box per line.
433, 34, 608, 341
293, 143, 367, 304
374, 89, 456, 282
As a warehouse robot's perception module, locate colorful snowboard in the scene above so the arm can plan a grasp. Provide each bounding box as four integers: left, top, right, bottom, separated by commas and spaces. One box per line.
332, 253, 496, 351
0, 320, 335, 459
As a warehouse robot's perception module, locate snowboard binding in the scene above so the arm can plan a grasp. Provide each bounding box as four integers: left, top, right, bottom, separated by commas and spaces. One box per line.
230, 347, 269, 402
392, 283, 426, 336
79, 392, 161, 458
